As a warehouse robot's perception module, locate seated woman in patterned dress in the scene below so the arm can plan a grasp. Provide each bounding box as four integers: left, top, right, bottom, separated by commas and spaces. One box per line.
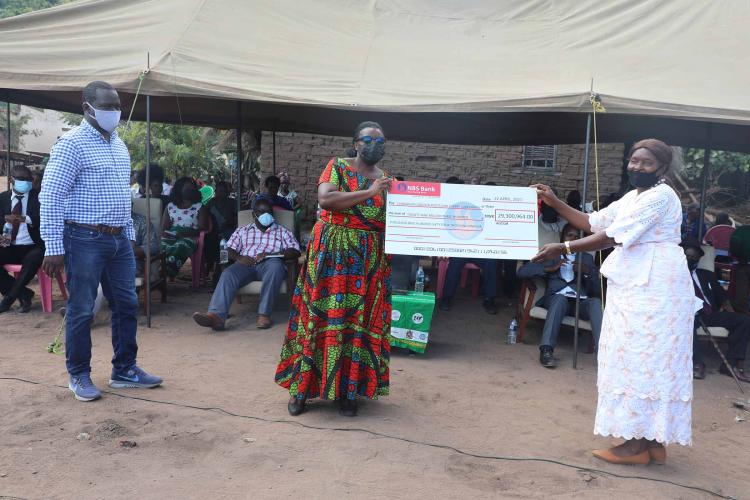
275, 121, 392, 417
160, 176, 209, 278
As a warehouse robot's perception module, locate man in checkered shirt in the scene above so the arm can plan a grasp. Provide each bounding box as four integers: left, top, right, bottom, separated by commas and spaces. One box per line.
193, 197, 300, 330
40, 81, 162, 402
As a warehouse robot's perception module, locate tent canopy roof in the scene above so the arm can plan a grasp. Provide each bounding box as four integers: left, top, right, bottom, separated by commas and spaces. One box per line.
1, 0, 749, 149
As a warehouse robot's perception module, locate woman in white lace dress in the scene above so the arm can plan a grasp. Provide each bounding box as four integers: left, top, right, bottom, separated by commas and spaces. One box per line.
532, 139, 693, 465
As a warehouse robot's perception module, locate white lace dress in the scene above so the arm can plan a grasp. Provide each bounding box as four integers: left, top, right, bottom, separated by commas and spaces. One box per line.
588, 183, 694, 446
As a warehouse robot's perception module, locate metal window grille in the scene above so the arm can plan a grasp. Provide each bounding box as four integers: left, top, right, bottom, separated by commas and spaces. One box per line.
522, 145, 556, 170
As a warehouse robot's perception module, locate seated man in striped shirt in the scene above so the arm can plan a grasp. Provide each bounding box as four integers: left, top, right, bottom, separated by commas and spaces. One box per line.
193, 198, 300, 330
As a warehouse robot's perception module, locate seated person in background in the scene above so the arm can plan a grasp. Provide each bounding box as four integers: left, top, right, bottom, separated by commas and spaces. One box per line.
278, 171, 300, 210
132, 209, 159, 278
205, 181, 239, 284
0, 165, 44, 313
445, 176, 464, 184
193, 198, 300, 330
32, 170, 44, 192
713, 212, 732, 228
683, 238, 750, 382
160, 176, 209, 277
539, 199, 567, 234
134, 163, 171, 207
681, 203, 707, 240
439, 257, 499, 315
240, 179, 257, 210
730, 225, 750, 314
255, 175, 293, 211
566, 190, 582, 210
517, 224, 603, 368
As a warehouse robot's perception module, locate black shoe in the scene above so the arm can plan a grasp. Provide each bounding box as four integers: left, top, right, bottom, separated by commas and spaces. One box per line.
482, 298, 498, 315
18, 289, 34, 313
287, 397, 306, 416
540, 346, 556, 368
339, 398, 358, 417
0, 296, 15, 314
438, 298, 452, 311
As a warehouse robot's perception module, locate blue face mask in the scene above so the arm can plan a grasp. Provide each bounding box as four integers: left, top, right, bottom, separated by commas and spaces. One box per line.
257, 212, 274, 227
13, 180, 32, 194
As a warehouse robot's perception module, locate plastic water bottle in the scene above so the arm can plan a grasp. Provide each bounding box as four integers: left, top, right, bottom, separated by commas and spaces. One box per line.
1, 224, 11, 247
415, 266, 425, 292
507, 318, 518, 344
219, 239, 229, 265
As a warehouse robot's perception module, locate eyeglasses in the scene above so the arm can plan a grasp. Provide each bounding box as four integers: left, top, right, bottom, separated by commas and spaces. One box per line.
356, 135, 386, 145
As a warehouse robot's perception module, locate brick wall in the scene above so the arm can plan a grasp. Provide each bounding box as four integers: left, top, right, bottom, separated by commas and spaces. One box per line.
260, 132, 626, 221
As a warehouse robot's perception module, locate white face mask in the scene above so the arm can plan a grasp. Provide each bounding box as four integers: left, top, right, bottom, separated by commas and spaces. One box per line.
86, 102, 121, 133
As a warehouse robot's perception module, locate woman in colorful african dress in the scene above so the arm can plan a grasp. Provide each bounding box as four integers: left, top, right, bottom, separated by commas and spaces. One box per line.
533, 139, 693, 465
160, 176, 209, 277
275, 121, 392, 417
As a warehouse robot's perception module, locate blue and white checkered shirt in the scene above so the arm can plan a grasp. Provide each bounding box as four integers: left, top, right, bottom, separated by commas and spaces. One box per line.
40, 119, 134, 256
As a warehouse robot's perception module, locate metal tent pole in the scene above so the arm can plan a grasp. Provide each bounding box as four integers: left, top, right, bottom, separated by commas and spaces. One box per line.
236, 102, 243, 214
272, 129, 277, 175
572, 113, 593, 369
698, 125, 712, 242
144, 94, 152, 327
5, 100, 10, 191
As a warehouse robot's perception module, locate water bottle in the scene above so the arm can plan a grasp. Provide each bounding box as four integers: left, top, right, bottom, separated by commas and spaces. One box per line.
1, 224, 10, 247
507, 318, 518, 344
414, 266, 425, 292
219, 238, 229, 265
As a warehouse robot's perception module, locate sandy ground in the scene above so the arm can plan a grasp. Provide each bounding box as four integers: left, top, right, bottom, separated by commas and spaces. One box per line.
1, 274, 749, 500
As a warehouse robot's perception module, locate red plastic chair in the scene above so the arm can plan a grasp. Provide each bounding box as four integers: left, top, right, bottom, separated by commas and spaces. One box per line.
3, 264, 67, 313
436, 259, 481, 300
703, 225, 735, 257
189, 217, 212, 289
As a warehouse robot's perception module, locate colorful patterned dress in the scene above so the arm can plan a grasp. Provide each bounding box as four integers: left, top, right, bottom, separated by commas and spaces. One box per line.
275, 158, 392, 401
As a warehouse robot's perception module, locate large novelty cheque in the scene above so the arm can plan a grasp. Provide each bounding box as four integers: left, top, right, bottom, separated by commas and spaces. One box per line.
385, 181, 539, 260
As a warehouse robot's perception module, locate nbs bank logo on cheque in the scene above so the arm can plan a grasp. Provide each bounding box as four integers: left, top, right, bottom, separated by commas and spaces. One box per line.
394, 181, 441, 196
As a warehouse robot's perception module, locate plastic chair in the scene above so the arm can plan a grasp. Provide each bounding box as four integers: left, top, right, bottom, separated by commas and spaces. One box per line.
703, 225, 735, 257
435, 259, 481, 300
3, 264, 67, 313
235, 208, 298, 307
189, 217, 212, 289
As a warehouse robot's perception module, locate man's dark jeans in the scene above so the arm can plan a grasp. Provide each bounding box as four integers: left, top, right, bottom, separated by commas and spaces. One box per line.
63, 224, 138, 376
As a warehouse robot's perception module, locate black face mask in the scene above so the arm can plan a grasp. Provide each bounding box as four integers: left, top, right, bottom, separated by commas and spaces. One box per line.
184, 188, 201, 204
628, 170, 661, 189
540, 203, 558, 223
687, 259, 700, 272
359, 143, 386, 165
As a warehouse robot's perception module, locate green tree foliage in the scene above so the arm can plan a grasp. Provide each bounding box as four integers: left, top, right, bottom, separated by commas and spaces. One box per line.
0, 0, 76, 19
682, 148, 750, 181
61, 112, 259, 184
0, 103, 32, 150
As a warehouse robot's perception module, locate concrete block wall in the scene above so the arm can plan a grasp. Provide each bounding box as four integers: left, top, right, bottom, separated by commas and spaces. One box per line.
260, 132, 625, 221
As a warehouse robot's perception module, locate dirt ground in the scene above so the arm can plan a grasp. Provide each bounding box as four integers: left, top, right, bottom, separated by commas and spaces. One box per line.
1, 275, 749, 500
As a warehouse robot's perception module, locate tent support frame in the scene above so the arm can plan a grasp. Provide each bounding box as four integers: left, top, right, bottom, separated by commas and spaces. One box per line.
572, 113, 592, 369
